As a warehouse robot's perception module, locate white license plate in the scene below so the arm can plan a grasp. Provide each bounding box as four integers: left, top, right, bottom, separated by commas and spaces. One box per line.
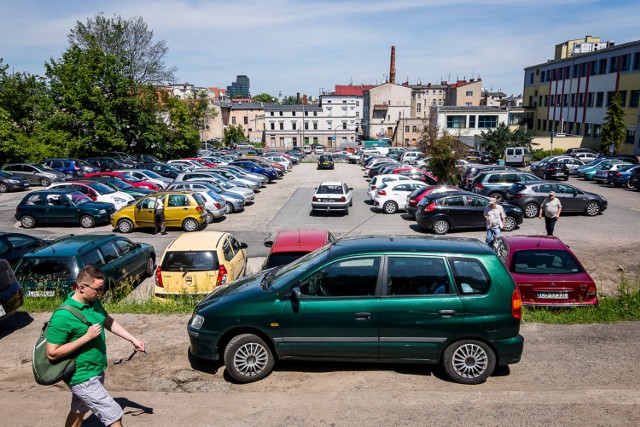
0, 304, 5, 317
27, 290, 56, 297
537, 292, 568, 299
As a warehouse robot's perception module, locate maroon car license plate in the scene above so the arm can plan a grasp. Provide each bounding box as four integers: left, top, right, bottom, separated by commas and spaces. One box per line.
537, 292, 568, 299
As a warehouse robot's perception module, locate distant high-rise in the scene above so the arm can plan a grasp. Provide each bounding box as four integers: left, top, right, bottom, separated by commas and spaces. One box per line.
227, 75, 251, 99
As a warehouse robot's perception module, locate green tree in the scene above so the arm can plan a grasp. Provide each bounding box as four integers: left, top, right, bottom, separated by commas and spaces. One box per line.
281, 95, 299, 105
480, 123, 534, 159
600, 93, 626, 154
185, 89, 218, 144
223, 124, 247, 147
418, 121, 466, 184
68, 14, 176, 85
252, 93, 277, 103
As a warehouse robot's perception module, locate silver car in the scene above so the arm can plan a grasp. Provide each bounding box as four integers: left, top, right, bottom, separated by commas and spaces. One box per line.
195, 190, 227, 222
167, 181, 245, 214
214, 165, 267, 186
1, 163, 66, 186
175, 172, 255, 202
116, 169, 174, 189
191, 169, 260, 192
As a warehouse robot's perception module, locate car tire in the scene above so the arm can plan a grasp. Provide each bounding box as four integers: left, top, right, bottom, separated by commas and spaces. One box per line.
0, 183, 8, 193
563, 176, 569, 181
182, 218, 200, 232
39, 177, 51, 186
260, 174, 272, 183
223, 333, 275, 383
625, 181, 633, 189
117, 218, 134, 233
432, 219, 450, 235
80, 215, 96, 228
584, 201, 601, 216
523, 203, 539, 218
382, 201, 398, 214
503, 216, 517, 231
225, 202, 234, 214
205, 211, 214, 224
145, 256, 155, 277
443, 339, 496, 385
20, 215, 36, 229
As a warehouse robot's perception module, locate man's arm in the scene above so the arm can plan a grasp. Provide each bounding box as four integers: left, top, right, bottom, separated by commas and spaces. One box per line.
104, 316, 145, 352
46, 324, 102, 361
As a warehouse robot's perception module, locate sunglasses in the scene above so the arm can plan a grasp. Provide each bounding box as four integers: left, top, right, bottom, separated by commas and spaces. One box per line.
80, 283, 105, 294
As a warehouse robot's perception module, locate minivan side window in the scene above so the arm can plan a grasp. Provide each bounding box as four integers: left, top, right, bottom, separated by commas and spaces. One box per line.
449, 258, 491, 294
386, 256, 450, 295
81, 248, 105, 266
299, 257, 380, 297
100, 242, 120, 264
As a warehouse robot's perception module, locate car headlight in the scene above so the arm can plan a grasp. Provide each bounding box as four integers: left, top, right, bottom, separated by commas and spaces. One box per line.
99, 209, 107, 214
7, 179, 19, 183
191, 314, 204, 330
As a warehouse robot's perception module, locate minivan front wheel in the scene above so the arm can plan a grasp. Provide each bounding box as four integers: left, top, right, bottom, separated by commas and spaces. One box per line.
224, 333, 275, 383
443, 340, 496, 385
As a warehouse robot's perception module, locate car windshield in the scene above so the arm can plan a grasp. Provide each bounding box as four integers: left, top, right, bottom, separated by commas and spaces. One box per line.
162, 251, 219, 272
67, 192, 91, 205
15, 256, 78, 281
119, 173, 141, 182
142, 170, 163, 179
264, 252, 308, 270
86, 182, 115, 194
511, 249, 584, 275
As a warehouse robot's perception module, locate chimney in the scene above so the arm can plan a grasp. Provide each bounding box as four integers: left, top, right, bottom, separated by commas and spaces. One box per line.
390, 46, 396, 85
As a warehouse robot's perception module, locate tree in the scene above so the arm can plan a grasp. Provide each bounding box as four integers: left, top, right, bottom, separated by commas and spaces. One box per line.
68, 14, 176, 85
223, 125, 247, 147
185, 90, 218, 143
252, 93, 277, 103
480, 123, 534, 159
418, 120, 466, 184
600, 93, 626, 154
281, 95, 299, 105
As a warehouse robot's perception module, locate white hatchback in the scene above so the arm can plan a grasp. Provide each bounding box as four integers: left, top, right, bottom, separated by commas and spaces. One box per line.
47, 181, 134, 210
373, 180, 427, 214
367, 174, 412, 200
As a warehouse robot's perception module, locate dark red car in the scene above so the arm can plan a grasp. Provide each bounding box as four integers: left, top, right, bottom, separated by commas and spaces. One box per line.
493, 235, 597, 307
405, 185, 461, 217
84, 172, 160, 190
183, 158, 217, 168
391, 167, 438, 184
261, 229, 335, 271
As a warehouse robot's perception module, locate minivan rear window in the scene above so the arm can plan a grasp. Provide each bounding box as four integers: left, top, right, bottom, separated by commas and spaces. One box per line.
162, 251, 219, 271
15, 257, 78, 280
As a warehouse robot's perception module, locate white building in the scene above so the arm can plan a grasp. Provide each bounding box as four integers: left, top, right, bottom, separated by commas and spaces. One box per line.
430, 106, 510, 148
362, 83, 412, 141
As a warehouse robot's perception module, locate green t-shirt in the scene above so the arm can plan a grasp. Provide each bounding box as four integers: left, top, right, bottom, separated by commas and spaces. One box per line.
46, 292, 108, 385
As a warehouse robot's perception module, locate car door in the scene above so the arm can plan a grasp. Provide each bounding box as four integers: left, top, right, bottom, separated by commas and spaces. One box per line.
165, 194, 190, 227
135, 196, 157, 228
98, 241, 128, 287
462, 194, 490, 229
437, 194, 467, 227
44, 193, 74, 224
278, 256, 382, 358
554, 183, 585, 213
227, 235, 248, 279
379, 255, 464, 361
113, 238, 146, 278
20, 165, 40, 184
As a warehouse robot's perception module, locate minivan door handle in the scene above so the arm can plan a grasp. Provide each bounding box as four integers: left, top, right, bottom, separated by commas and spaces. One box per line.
353, 312, 371, 321
438, 310, 456, 318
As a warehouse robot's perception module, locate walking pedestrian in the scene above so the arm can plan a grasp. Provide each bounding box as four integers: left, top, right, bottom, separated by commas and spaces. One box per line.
483, 197, 506, 246
154, 196, 166, 235
539, 191, 562, 236
46, 265, 145, 427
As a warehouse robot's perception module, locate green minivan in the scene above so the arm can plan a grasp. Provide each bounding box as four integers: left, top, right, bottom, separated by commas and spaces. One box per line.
188, 236, 524, 385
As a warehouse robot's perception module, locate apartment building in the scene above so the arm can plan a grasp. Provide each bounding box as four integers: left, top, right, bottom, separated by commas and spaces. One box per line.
446, 79, 483, 107
430, 106, 510, 149
410, 83, 447, 119
523, 38, 640, 155
362, 82, 412, 140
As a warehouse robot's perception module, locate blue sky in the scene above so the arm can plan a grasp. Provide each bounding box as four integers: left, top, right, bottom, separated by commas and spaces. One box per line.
2, 0, 640, 98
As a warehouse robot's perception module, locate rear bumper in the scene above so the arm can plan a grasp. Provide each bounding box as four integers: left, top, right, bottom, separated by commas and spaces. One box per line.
494, 335, 524, 366
312, 202, 349, 211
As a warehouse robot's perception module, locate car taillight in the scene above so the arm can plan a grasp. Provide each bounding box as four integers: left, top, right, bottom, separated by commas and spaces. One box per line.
586, 285, 597, 300
512, 288, 522, 320
217, 264, 228, 287
312, 196, 318, 201
214, 202, 221, 209
423, 202, 436, 212
615, 172, 622, 177
155, 266, 163, 288
548, 167, 556, 171
196, 205, 202, 212
377, 190, 386, 196
409, 199, 417, 206
474, 183, 484, 190
340, 196, 346, 202
74, 165, 80, 170
511, 194, 524, 199
371, 185, 376, 190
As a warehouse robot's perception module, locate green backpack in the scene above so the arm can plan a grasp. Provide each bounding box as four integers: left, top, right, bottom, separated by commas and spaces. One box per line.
32, 304, 91, 385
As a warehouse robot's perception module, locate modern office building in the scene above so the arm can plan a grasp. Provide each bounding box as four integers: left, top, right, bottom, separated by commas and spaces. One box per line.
227, 75, 251, 99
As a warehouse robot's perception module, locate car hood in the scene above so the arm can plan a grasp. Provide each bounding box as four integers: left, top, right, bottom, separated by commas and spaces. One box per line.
197, 271, 267, 308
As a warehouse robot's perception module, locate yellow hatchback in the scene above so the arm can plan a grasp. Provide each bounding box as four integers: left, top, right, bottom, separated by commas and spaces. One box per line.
155, 231, 248, 296
111, 190, 207, 233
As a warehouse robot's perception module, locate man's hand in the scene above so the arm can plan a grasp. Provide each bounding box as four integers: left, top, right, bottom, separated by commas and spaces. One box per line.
85, 323, 102, 340
131, 338, 145, 353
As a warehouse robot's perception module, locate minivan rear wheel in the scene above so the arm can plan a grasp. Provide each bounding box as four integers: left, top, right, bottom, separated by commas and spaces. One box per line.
224, 333, 275, 383
443, 340, 496, 385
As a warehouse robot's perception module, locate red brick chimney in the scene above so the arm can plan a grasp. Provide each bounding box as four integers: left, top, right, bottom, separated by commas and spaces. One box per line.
390, 46, 396, 84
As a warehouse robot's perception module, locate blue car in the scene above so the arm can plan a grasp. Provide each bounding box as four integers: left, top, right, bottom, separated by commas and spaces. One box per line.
229, 160, 278, 183
605, 164, 640, 188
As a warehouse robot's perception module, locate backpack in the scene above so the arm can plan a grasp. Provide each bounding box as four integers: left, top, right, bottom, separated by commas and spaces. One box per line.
32, 304, 92, 385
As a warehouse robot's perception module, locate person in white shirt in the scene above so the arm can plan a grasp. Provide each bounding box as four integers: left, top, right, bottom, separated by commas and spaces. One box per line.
483, 197, 506, 246
154, 196, 166, 235
539, 191, 562, 236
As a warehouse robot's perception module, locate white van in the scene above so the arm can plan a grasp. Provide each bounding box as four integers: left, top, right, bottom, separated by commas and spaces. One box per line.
505, 147, 531, 166
314, 146, 324, 155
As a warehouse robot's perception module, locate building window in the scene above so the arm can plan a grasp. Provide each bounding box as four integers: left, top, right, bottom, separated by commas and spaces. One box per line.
270, 111, 274, 116
313, 122, 318, 130
469, 115, 476, 128
243, 117, 248, 125
305, 111, 308, 116
570, 94, 576, 107
416, 103, 421, 113
231, 117, 236, 124
550, 95, 555, 106
465, 102, 472, 106
578, 93, 584, 107
626, 129, 636, 144
466, 91, 473, 96
590, 60, 598, 75
446, 115, 466, 128
270, 122, 275, 130
279, 122, 284, 130
594, 124, 601, 137
356, 112, 360, 118
356, 101, 360, 106
587, 92, 594, 107
279, 111, 283, 116
581, 63, 587, 77
596, 92, 604, 108
412, 126, 417, 132
545, 95, 549, 106
575, 123, 581, 135
292, 111, 296, 116
634, 53, 640, 70
537, 119, 541, 130
619, 90, 627, 107
630, 90, 640, 108
313, 137, 318, 144
405, 126, 410, 132
304, 122, 309, 130
599, 58, 607, 75
563, 94, 568, 107
292, 122, 297, 130
622, 54, 631, 72
313, 111, 317, 116
609, 56, 619, 73
572, 65, 579, 78
585, 123, 591, 137
478, 115, 498, 128
542, 119, 547, 131
342, 122, 347, 130
606, 91, 615, 107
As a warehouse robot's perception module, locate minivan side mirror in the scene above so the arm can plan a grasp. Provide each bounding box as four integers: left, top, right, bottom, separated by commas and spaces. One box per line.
291, 287, 301, 302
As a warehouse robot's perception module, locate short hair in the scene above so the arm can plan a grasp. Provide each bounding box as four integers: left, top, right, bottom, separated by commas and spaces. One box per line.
77, 265, 105, 285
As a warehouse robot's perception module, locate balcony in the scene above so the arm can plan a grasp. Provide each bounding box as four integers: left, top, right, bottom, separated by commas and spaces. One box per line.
373, 103, 389, 111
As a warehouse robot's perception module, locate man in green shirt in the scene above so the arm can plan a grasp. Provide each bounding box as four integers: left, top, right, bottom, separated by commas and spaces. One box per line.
46, 265, 145, 427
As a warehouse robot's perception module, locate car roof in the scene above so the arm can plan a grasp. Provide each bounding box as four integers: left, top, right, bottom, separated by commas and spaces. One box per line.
328, 236, 492, 256
165, 231, 229, 251
270, 229, 330, 253
22, 234, 117, 257
318, 181, 346, 186
498, 235, 570, 251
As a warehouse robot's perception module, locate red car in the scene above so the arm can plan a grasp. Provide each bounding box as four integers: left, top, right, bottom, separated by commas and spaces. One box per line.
183, 158, 217, 168
405, 185, 461, 217
493, 235, 597, 307
84, 172, 160, 190
391, 167, 438, 184
261, 229, 335, 271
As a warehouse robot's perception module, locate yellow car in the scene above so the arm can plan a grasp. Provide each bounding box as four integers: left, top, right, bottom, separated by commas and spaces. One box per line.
154, 231, 248, 296
111, 190, 207, 233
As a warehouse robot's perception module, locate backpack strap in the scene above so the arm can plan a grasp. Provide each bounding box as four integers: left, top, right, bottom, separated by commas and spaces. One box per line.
57, 304, 92, 327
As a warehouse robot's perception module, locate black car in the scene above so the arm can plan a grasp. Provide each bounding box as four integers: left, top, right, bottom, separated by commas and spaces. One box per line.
139, 162, 181, 179
0, 170, 31, 193
0, 259, 23, 321
415, 191, 524, 235
629, 166, 640, 190
504, 180, 607, 218
0, 232, 48, 266
530, 160, 570, 181
317, 155, 335, 170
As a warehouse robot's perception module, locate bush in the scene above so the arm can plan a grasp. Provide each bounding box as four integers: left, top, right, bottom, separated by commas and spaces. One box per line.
531, 148, 566, 162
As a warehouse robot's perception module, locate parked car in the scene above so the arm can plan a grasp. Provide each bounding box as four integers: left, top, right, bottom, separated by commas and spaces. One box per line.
573, 152, 598, 163
167, 181, 245, 214
229, 160, 278, 183
0, 232, 48, 266
175, 172, 255, 201
82, 176, 154, 200
47, 180, 134, 210
1, 163, 66, 187
261, 229, 335, 271
106, 152, 140, 168
471, 170, 539, 198
139, 162, 181, 179
41, 158, 86, 178
14, 234, 155, 299
466, 150, 495, 164
15, 190, 116, 229
135, 154, 164, 164
193, 190, 227, 223
391, 167, 439, 184
213, 165, 268, 186
317, 155, 335, 170
565, 147, 598, 157
210, 168, 262, 191
84, 171, 160, 190
503, 180, 607, 218
367, 174, 412, 200
504, 147, 531, 166
530, 160, 570, 181
628, 166, 640, 190
373, 180, 427, 214
592, 163, 633, 184
123, 169, 174, 189
415, 191, 523, 235
575, 159, 628, 180
311, 181, 353, 215
155, 231, 247, 297
187, 235, 524, 384
83, 156, 130, 171
111, 190, 208, 233
0, 259, 23, 321
459, 165, 518, 190
597, 154, 639, 164
405, 185, 462, 218
493, 235, 597, 307
0, 170, 31, 193
605, 164, 640, 188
